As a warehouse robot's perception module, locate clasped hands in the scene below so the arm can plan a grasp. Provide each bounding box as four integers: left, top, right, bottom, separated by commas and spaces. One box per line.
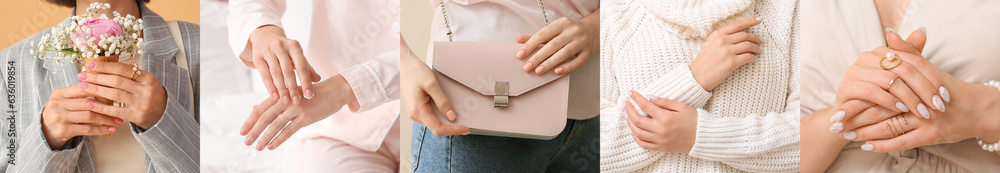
823, 28, 1000, 152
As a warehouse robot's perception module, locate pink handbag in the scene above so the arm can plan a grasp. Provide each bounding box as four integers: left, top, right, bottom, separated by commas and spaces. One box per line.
431, 41, 569, 140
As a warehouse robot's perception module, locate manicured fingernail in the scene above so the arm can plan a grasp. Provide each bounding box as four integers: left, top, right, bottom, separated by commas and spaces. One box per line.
462, 131, 471, 135
554, 67, 565, 74
917, 26, 927, 33
256, 142, 265, 151
644, 94, 658, 101
830, 122, 844, 133
755, 17, 762, 21
895, 102, 908, 112
282, 96, 290, 104
271, 92, 279, 99
917, 103, 930, 119
861, 144, 874, 151
268, 143, 276, 150
304, 89, 314, 99
830, 110, 845, 123
79, 82, 89, 89
516, 49, 525, 59
523, 61, 533, 72
939, 86, 950, 102
293, 96, 302, 105
108, 127, 117, 132
535, 65, 545, 75
933, 95, 945, 112
446, 110, 457, 121
844, 131, 857, 140
240, 128, 247, 136
115, 118, 124, 124
86, 103, 95, 109
244, 137, 252, 146
77, 73, 87, 80
884, 28, 898, 37
86, 62, 96, 69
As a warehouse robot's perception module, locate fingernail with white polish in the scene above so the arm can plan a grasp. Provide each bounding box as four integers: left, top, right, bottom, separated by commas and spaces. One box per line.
917, 26, 927, 33
304, 89, 314, 99
933, 95, 945, 112
830, 110, 845, 123
755, 17, 762, 21
939, 86, 950, 102
830, 122, 844, 133
844, 131, 857, 140
644, 94, 658, 101
895, 102, 909, 112
885, 28, 898, 36
861, 144, 874, 151
917, 103, 930, 119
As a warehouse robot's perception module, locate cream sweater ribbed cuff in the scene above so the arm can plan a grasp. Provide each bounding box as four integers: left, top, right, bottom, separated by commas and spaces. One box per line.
634, 64, 713, 108
688, 106, 802, 172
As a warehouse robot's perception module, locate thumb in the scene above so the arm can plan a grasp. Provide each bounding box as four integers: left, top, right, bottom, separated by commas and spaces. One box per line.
884, 28, 921, 55
423, 83, 457, 122
906, 27, 927, 53
309, 67, 322, 82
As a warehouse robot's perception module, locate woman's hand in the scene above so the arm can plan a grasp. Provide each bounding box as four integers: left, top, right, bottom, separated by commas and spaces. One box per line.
241, 75, 357, 151
843, 30, 1000, 152
400, 38, 470, 136
623, 90, 697, 153
828, 29, 938, 136
689, 17, 763, 91
516, 9, 600, 75
246, 25, 322, 105
78, 61, 167, 130
41, 83, 123, 149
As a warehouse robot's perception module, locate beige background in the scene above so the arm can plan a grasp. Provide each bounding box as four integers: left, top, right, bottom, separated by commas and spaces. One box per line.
400, 0, 432, 172
0, 0, 199, 49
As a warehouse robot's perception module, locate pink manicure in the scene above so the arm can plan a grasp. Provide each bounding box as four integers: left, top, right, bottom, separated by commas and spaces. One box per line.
79, 82, 89, 89
86, 62, 96, 69
77, 73, 87, 80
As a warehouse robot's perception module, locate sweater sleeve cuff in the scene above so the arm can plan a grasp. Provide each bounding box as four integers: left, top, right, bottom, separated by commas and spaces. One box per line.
688, 109, 751, 160
637, 64, 712, 108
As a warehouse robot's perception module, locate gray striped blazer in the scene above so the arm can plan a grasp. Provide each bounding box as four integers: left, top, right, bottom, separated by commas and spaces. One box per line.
0, 3, 200, 173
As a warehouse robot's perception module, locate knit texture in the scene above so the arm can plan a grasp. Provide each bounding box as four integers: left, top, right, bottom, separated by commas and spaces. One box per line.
600, 0, 801, 172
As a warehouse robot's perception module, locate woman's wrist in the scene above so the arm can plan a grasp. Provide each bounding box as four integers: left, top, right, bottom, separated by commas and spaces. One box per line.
314, 75, 357, 112
974, 82, 1000, 142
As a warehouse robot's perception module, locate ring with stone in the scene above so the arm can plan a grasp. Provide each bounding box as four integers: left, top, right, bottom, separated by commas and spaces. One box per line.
880, 52, 902, 70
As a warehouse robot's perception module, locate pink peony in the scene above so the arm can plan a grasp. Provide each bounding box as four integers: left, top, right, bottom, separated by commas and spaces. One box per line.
71, 14, 124, 50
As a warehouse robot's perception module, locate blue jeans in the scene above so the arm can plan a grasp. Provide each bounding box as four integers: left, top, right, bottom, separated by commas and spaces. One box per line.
411, 116, 599, 173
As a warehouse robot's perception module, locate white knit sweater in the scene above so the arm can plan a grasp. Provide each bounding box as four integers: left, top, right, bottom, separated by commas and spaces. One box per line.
600, 0, 800, 172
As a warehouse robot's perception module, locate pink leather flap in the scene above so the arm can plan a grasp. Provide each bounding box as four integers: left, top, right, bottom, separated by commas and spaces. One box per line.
432, 41, 567, 96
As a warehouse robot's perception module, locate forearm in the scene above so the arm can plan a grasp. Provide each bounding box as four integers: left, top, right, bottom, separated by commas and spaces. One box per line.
800, 107, 851, 172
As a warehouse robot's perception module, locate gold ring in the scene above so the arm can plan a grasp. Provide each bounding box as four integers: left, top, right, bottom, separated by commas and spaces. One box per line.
890, 118, 899, 138
887, 76, 899, 90
129, 64, 139, 80
886, 123, 896, 138
880, 52, 902, 70
896, 116, 906, 136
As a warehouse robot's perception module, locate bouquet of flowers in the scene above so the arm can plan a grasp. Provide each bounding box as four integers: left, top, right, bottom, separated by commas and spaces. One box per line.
30, 2, 144, 105
30, 2, 144, 71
